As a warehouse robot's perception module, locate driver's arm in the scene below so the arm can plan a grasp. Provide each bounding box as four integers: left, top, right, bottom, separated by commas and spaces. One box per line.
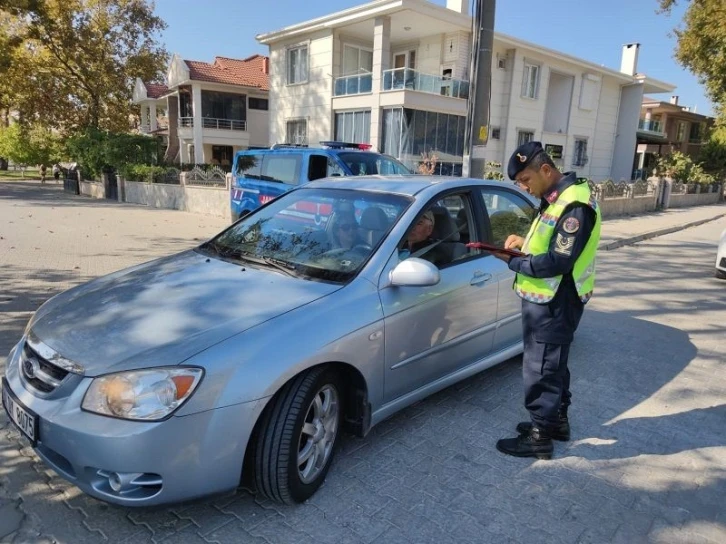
507, 204, 595, 278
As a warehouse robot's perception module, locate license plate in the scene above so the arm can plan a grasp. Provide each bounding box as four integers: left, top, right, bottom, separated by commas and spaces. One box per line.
2, 378, 38, 446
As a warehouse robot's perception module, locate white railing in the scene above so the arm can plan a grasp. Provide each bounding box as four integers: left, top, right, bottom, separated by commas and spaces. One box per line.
334, 73, 373, 96
178, 117, 247, 131
382, 68, 470, 100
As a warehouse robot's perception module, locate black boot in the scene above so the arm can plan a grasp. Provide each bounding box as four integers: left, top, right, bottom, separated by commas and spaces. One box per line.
516, 413, 570, 441
496, 426, 553, 459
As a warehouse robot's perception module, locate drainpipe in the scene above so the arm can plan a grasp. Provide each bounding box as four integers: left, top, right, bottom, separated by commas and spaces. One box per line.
463, 0, 496, 178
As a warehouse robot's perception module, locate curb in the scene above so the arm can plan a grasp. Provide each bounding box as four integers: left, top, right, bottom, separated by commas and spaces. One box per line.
598, 212, 726, 251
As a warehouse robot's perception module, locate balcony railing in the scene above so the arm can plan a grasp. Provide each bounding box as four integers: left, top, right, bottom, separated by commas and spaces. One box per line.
334, 73, 373, 96
178, 117, 247, 131
382, 68, 470, 100
638, 119, 664, 134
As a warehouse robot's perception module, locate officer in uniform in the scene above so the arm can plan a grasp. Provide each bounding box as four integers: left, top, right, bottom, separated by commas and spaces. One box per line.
492, 141, 602, 459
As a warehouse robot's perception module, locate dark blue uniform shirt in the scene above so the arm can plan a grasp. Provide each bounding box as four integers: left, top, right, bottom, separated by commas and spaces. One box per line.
507, 173, 596, 344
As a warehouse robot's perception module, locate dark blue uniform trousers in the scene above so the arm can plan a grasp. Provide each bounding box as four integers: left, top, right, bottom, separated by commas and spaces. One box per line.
522, 336, 572, 431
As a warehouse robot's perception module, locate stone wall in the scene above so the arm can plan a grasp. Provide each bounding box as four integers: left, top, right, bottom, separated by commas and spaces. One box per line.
123, 179, 231, 221
79, 180, 105, 199
598, 195, 658, 219
669, 191, 722, 208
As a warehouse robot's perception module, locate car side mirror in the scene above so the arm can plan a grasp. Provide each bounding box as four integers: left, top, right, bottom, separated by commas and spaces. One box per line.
389, 258, 440, 287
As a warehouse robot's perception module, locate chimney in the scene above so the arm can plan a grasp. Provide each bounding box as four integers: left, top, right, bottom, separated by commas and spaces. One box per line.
262, 57, 269, 75
620, 43, 640, 76
670, 95, 679, 105
446, 0, 468, 15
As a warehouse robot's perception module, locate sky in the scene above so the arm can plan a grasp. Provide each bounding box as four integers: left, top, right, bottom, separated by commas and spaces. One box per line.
153, 0, 713, 116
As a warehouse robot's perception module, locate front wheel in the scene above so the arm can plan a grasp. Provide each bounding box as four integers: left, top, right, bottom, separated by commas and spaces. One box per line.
252, 366, 342, 503
716, 268, 726, 280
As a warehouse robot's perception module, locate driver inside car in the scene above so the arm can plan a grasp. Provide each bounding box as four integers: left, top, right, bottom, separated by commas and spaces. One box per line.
399, 209, 449, 267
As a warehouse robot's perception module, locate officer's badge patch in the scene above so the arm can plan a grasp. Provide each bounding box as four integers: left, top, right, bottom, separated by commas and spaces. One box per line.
563, 217, 580, 233
517, 153, 527, 162
554, 233, 575, 256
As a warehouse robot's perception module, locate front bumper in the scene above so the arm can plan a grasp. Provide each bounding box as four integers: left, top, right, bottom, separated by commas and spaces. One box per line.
3, 341, 267, 506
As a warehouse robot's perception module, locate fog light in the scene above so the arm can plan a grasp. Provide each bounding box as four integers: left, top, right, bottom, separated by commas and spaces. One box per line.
108, 471, 144, 492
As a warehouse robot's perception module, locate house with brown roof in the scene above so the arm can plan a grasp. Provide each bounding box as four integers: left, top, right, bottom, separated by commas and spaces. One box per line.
133, 53, 270, 165
633, 95, 715, 179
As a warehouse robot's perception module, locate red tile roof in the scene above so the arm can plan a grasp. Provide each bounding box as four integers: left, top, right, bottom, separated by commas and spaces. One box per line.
183, 54, 269, 91
144, 82, 169, 99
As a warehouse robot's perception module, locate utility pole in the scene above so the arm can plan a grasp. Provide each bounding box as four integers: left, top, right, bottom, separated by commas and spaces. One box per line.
462, 0, 496, 179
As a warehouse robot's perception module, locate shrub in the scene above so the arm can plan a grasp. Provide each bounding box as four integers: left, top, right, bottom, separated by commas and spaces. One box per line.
120, 163, 167, 183
64, 129, 161, 180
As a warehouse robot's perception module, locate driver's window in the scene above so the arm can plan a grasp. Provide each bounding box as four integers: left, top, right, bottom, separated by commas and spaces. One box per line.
480, 189, 536, 245
398, 193, 477, 269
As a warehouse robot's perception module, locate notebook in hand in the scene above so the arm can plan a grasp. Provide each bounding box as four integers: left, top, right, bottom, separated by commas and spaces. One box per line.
466, 242, 525, 258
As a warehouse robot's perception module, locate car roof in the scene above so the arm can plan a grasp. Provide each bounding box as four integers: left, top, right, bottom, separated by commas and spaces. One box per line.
303, 175, 520, 198
235, 147, 378, 156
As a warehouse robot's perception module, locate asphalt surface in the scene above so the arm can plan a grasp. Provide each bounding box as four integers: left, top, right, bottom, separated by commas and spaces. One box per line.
1, 181, 724, 544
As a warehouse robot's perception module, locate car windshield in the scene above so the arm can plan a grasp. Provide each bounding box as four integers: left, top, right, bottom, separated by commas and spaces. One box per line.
199, 188, 412, 283
337, 152, 411, 176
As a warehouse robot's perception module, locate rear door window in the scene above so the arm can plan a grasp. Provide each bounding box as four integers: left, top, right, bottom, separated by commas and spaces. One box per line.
262, 154, 302, 185
236, 154, 263, 179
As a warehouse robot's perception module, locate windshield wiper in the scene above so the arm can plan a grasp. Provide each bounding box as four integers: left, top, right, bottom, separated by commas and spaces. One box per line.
261, 256, 304, 278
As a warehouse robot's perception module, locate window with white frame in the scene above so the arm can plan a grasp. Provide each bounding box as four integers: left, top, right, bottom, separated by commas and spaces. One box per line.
522, 62, 540, 99
343, 45, 373, 76
286, 119, 307, 145
518, 130, 534, 146
335, 110, 371, 143
287, 44, 309, 85
573, 138, 588, 167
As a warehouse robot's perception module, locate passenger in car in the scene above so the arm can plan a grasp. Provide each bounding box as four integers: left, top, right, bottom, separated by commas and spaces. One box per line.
329, 211, 364, 250
399, 209, 450, 267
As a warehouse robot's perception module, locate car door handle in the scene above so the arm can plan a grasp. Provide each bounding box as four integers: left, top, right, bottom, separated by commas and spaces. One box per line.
470, 272, 493, 285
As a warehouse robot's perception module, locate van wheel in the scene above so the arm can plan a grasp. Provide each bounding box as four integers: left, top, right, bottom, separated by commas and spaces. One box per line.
716, 269, 726, 280
238, 210, 250, 220
252, 366, 342, 504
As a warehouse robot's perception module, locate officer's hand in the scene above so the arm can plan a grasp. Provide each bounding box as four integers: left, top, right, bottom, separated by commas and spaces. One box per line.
504, 235, 524, 250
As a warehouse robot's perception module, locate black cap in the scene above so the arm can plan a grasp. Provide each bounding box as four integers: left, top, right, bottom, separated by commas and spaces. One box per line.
507, 141, 545, 180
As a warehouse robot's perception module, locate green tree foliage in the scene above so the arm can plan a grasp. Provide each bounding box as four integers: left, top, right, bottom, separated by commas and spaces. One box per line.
0, 0, 167, 133
698, 127, 726, 178
65, 128, 160, 179
655, 150, 714, 183
658, 0, 726, 121
0, 123, 62, 175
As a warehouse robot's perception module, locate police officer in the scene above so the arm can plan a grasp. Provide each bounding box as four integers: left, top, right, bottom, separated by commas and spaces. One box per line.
492, 141, 602, 459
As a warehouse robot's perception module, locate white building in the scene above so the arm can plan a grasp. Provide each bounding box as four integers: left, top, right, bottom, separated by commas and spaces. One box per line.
133, 54, 270, 166
256, 0, 674, 180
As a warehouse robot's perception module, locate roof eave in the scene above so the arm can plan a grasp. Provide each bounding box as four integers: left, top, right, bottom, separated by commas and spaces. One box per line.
494, 32, 635, 82
635, 75, 677, 94
256, 0, 407, 44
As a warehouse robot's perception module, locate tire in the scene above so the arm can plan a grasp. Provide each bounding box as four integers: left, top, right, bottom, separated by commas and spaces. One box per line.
716, 269, 726, 280
252, 366, 342, 504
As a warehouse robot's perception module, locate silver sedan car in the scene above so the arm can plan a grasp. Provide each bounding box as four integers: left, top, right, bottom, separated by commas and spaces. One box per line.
3, 176, 537, 506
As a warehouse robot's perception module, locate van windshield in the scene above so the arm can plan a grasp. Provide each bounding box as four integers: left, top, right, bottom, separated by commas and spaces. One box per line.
337, 152, 411, 176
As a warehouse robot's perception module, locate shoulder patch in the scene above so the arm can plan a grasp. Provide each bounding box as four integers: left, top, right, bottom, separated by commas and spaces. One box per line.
554, 233, 575, 256
563, 216, 580, 234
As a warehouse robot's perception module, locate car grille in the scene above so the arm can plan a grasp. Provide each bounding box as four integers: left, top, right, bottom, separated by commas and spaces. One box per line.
21, 342, 70, 394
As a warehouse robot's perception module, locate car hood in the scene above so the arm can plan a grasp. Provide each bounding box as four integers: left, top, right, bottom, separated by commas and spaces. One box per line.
30, 250, 341, 376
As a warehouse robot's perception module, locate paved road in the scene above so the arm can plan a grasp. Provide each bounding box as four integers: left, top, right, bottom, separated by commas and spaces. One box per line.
1, 182, 724, 544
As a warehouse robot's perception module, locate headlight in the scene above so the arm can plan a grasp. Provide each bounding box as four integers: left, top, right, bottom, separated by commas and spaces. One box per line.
82, 367, 203, 421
